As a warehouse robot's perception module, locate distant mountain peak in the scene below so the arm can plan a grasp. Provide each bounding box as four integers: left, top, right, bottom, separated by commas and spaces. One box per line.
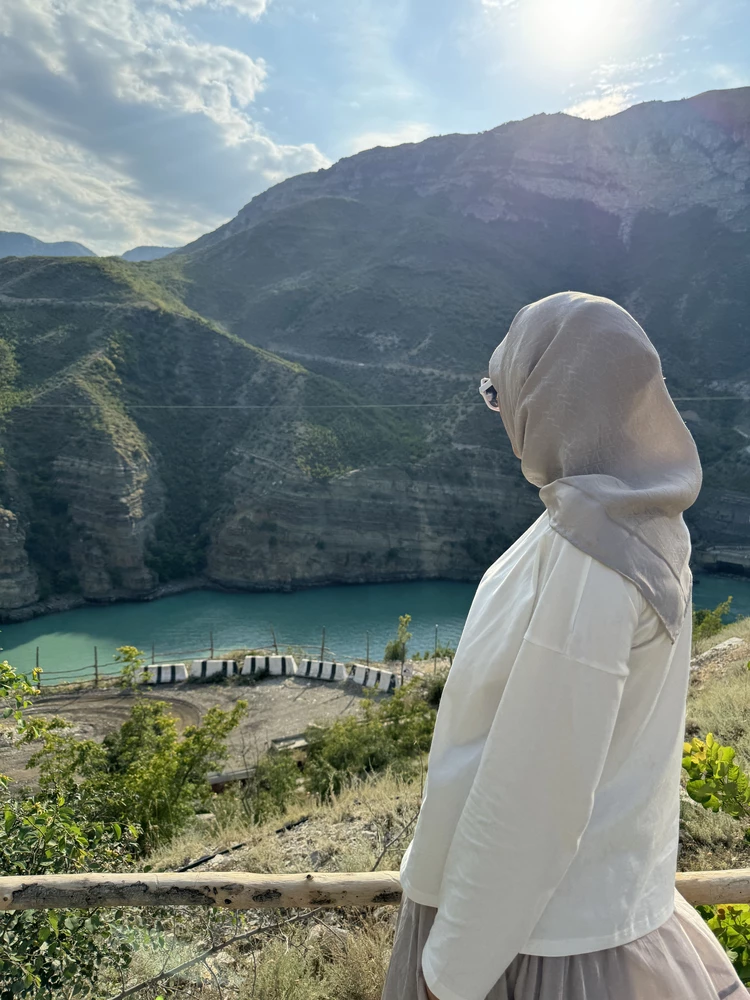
0, 231, 96, 259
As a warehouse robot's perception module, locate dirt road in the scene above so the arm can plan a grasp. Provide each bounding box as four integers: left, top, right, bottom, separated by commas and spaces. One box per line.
1, 674, 382, 786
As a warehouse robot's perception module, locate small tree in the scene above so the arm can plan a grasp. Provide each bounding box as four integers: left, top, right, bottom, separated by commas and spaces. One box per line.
114, 645, 148, 691
384, 614, 412, 679
693, 597, 734, 645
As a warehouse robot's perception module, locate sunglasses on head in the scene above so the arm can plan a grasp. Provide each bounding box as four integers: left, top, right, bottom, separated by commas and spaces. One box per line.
478, 377, 500, 411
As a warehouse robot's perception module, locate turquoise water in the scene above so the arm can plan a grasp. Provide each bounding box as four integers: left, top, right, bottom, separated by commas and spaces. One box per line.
0, 582, 476, 684
0, 573, 744, 685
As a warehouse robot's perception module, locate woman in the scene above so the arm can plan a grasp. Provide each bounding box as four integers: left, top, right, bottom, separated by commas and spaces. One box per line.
382, 292, 747, 1000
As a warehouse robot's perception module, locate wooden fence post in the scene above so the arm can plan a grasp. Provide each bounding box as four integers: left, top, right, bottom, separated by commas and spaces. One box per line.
320, 626, 326, 661
94, 647, 99, 688
270, 623, 278, 654
366, 631, 370, 667
210, 630, 214, 658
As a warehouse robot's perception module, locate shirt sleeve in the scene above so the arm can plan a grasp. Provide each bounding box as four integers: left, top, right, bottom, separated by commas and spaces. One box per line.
421, 547, 640, 1000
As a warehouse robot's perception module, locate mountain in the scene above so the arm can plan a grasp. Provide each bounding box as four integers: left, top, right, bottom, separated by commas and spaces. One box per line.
1, 86, 750, 619
121, 246, 178, 262
0, 231, 96, 259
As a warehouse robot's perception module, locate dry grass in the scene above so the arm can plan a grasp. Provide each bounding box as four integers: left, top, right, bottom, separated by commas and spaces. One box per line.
687, 659, 750, 767
679, 798, 750, 871
692, 614, 750, 656
148, 772, 422, 877
108, 912, 395, 1000
100, 772, 418, 999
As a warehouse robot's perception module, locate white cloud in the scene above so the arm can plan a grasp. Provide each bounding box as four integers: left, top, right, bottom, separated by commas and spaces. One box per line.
564, 54, 671, 120
480, 0, 518, 9
0, 0, 329, 254
565, 84, 636, 119
157, 0, 270, 18
347, 121, 433, 155
708, 63, 750, 89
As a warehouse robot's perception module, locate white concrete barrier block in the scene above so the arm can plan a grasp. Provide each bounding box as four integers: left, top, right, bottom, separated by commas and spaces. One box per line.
241, 655, 297, 677
349, 664, 401, 692
143, 663, 188, 684
299, 659, 348, 682
190, 659, 238, 680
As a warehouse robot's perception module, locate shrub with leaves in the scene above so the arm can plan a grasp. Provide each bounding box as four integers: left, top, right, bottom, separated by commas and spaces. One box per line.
114, 644, 149, 690
413, 645, 456, 665
0, 795, 139, 996
697, 904, 750, 984
417, 668, 450, 709
683, 733, 750, 832
384, 614, 412, 665
693, 597, 734, 644
242, 747, 301, 824
303, 680, 435, 800
684, 732, 750, 983
0, 658, 48, 757
29, 698, 248, 851
0, 659, 140, 996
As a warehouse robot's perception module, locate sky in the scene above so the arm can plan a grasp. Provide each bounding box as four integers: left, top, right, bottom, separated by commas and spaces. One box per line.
0, 0, 748, 256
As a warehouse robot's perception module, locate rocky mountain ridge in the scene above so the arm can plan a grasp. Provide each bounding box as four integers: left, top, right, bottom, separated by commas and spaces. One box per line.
183, 88, 750, 256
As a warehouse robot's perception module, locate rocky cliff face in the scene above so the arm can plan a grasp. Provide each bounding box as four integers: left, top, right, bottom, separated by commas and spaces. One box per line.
206, 457, 538, 591
0, 508, 39, 609
53, 446, 161, 600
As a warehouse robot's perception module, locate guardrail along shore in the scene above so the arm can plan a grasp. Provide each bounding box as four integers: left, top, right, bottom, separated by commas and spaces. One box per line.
25, 625, 452, 691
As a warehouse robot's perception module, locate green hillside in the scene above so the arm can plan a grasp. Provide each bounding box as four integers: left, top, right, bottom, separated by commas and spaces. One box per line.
0, 256, 433, 613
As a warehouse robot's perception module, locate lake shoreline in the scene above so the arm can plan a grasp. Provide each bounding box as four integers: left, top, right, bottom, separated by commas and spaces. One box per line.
0, 577, 209, 626
1, 557, 744, 628
0, 569, 488, 626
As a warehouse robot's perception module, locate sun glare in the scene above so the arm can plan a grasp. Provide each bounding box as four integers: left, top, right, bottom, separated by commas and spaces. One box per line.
521, 0, 631, 66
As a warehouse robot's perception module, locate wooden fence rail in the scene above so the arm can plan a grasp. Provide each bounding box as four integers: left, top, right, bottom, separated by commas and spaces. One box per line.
1, 869, 748, 912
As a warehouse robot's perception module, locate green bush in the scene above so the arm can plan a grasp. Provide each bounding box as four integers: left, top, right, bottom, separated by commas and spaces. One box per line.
693, 597, 734, 643
114, 644, 149, 689
304, 711, 398, 800
303, 681, 435, 800
697, 905, 750, 984
413, 645, 456, 665
242, 747, 301, 824
29, 698, 247, 851
0, 660, 139, 995
684, 732, 750, 983
0, 796, 139, 996
418, 668, 450, 708
384, 613, 412, 664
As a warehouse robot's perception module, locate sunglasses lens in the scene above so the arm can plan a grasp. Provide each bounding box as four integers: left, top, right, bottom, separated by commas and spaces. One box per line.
479, 380, 498, 410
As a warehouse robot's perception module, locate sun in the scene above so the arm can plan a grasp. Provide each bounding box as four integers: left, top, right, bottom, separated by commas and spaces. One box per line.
519, 0, 631, 66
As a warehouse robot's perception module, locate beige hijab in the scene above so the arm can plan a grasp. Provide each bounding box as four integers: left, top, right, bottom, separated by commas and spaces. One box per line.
488, 291, 702, 641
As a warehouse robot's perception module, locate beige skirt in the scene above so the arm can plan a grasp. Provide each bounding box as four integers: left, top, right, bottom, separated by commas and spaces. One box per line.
382, 891, 748, 1000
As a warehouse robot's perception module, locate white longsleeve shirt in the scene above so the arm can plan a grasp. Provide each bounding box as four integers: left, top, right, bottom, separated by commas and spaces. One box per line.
399, 512, 692, 1000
